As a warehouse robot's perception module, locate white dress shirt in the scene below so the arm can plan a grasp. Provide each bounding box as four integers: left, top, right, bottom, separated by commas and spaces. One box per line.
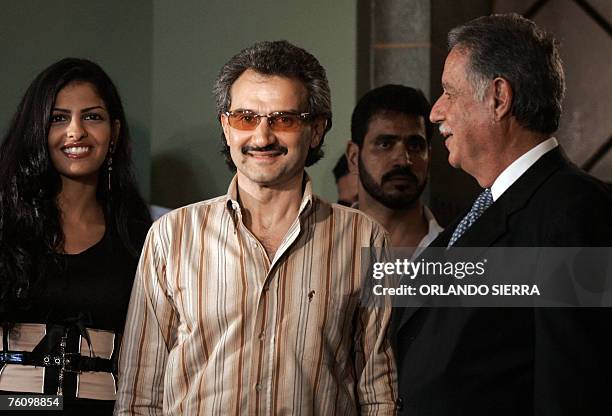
491, 137, 558, 201
418, 206, 443, 248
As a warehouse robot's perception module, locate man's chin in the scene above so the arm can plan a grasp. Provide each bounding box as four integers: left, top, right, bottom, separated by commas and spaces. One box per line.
237, 169, 279, 186
447, 153, 461, 169
381, 199, 419, 210
376, 192, 420, 210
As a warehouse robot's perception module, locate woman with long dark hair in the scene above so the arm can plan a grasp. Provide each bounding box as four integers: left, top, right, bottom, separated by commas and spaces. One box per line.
0, 58, 152, 414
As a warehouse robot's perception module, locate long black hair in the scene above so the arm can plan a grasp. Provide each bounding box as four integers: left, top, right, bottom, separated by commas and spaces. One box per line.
0, 58, 152, 316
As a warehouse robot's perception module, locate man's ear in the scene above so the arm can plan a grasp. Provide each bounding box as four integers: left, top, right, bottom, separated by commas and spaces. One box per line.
492, 77, 513, 121
220, 114, 231, 143
310, 118, 327, 148
346, 140, 359, 174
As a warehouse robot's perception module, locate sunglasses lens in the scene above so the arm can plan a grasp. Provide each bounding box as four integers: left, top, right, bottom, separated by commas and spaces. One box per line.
226, 112, 310, 132
228, 113, 259, 130
269, 114, 300, 132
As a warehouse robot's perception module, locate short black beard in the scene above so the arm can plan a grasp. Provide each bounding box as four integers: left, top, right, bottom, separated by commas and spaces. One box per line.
358, 154, 426, 210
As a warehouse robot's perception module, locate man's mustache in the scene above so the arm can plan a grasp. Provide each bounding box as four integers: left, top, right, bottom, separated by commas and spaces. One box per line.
241, 144, 289, 155
381, 167, 417, 184
439, 124, 453, 136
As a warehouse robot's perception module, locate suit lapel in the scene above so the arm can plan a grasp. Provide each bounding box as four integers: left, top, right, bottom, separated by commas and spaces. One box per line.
392, 148, 568, 336
457, 148, 566, 247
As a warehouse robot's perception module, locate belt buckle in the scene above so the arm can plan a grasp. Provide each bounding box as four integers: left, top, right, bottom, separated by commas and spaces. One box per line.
40, 352, 81, 373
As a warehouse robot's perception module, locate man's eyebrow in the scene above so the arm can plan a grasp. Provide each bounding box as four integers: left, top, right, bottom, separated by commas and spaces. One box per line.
230, 108, 303, 114
375, 134, 400, 141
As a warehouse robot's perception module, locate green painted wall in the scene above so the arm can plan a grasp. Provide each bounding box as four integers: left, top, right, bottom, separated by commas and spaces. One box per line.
151, 0, 357, 207
0, 0, 153, 198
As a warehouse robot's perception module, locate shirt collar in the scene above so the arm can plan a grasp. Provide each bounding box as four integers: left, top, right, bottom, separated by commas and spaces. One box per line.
226, 175, 241, 212
423, 206, 443, 236
490, 137, 558, 201
226, 173, 314, 218
416, 205, 443, 249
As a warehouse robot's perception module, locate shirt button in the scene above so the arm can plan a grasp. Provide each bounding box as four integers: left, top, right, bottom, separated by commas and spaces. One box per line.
255, 384, 262, 392
259, 333, 265, 341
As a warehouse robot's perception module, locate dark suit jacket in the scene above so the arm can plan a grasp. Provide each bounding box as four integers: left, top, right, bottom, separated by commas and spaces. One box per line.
392, 147, 612, 415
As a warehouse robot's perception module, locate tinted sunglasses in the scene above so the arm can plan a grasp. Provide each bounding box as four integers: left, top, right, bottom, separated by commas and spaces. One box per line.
224, 110, 313, 132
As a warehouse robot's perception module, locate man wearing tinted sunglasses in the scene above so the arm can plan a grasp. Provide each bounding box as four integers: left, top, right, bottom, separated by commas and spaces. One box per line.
116, 40, 397, 415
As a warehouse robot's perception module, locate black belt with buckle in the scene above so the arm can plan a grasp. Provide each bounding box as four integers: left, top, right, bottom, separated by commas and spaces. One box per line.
0, 351, 115, 373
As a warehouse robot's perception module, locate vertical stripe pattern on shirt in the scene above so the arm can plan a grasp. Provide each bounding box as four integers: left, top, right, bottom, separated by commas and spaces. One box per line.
115, 177, 397, 415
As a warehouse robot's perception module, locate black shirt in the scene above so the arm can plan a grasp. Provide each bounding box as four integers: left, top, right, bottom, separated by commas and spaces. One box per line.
2, 226, 147, 415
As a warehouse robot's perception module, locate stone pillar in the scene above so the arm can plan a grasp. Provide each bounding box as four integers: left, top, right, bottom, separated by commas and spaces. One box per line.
371, 0, 432, 95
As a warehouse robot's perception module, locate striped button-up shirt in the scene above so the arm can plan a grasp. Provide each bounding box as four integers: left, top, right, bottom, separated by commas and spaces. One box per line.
114, 176, 397, 415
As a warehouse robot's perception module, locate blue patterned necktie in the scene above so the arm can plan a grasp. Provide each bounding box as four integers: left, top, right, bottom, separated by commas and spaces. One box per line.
448, 188, 494, 247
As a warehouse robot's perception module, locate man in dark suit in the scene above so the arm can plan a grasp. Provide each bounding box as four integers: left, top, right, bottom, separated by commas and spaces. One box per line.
392, 13, 612, 415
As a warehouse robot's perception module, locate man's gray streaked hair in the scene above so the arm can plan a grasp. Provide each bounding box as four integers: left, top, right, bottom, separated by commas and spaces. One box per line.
448, 13, 565, 135
213, 40, 332, 170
